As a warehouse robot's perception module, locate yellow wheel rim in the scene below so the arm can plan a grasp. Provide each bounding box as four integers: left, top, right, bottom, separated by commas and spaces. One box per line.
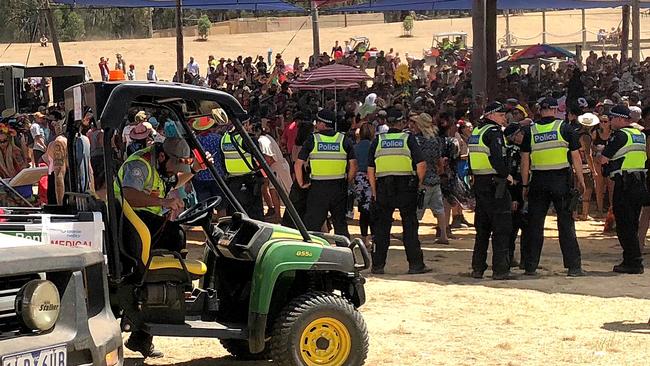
299, 317, 352, 366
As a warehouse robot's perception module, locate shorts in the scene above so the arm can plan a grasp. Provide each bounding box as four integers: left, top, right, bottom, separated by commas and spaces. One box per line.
417, 184, 444, 220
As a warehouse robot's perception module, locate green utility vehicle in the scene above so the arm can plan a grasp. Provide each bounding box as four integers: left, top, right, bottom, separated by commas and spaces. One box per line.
63, 81, 370, 365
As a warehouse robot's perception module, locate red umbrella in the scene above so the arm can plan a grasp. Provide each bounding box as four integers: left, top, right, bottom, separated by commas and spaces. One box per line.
290, 79, 361, 91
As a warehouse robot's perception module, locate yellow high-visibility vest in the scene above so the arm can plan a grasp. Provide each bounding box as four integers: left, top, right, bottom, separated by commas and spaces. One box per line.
374, 132, 414, 178
530, 120, 570, 171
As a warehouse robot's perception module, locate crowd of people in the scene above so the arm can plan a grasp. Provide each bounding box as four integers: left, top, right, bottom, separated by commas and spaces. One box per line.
2, 36, 650, 279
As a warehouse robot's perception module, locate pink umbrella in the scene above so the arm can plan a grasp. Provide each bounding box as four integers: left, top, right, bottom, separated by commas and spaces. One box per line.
292, 64, 371, 87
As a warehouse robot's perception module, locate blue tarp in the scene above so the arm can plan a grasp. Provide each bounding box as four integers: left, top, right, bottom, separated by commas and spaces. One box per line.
54, 0, 306, 12
333, 0, 645, 12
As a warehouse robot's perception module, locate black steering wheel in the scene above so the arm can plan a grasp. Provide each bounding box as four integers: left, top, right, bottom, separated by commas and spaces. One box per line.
173, 196, 222, 225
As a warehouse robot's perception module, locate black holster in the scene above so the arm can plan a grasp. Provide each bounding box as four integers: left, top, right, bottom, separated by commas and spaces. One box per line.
494, 177, 507, 199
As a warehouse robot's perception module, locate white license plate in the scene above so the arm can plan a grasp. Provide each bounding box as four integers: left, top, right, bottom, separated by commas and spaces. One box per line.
2, 345, 66, 366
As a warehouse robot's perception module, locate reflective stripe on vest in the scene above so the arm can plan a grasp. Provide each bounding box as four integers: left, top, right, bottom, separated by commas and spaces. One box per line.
530, 120, 570, 171
221, 132, 253, 176
114, 145, 166, 216
609, 127, 647, 177
468, 125, 497, 175
375, 132, 414, 178
309, 132, 347, 180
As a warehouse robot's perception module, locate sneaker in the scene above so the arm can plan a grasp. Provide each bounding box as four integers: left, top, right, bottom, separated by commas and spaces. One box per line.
407, 266, 433, 275
523, 270, 538, 276
370, 267, 385, 275
567, 268, 586, 277
471, 270, 484, 279
613, 264, 644, 274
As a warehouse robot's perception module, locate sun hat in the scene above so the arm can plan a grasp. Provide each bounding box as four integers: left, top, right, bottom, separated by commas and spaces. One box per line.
129, 122, 153, 140
409, 112, 433, 126
211, 108, 229, 126
192, 116, 216, 131
578, 113, 600, 127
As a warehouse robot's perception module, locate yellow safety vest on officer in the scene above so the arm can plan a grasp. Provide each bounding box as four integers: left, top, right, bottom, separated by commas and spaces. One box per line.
115, 145, 166, 216
374, 132, 414, 177
221, 132, 254, 176
468, 124, 499, 175
529, 119, 570, 171
608, 127, 647, 177
309, 132, 348, 180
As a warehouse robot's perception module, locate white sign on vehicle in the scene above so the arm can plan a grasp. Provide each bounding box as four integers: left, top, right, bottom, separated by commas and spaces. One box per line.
41, 213, 104, 253
2, 344, 66, 366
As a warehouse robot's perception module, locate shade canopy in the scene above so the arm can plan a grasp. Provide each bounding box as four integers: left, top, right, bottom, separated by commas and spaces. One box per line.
332, 0, 646, 12
508, 44, 576, 61
290, 64, 371, 90
54, 0, 306, 12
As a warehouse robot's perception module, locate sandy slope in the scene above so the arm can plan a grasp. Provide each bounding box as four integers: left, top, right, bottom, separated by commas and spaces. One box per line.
2, 9, 649, 81
123, 212, 650, 366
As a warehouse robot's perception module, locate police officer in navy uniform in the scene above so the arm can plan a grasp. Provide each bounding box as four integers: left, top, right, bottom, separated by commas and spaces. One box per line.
368, 107, 431, 275
598, 105, 648, 274
468, 102, 514, 279
520, 97, 586, 277
295, 109, 357, 236
504, 122, 529, 269
221, 118, 264, 220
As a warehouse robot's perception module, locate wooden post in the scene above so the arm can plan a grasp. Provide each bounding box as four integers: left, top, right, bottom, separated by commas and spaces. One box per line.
44, 0, 64, 66
486, 0, 497, 99
472, 0, 486, 100
581, 9, 587, 50
176, 0, 184, 82
311, 0, 321, 63
542, 10, 547, 44
632, 0, 640, 64
621, 5, 630, 61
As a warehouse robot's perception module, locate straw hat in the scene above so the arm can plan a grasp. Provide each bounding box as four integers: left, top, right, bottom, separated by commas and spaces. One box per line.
211, 108, 229, 126
578, 113, 600, 127
192, 116, 216, 131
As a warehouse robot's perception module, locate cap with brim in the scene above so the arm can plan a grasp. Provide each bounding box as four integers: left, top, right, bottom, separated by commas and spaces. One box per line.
130, 122, 153, 140
163, 137, 192, 174
578, 113, 600, 127
607, 105, 631, 119
483, 102, 506, 116
1, 109, 16, 119
504, 122, 522, 137
514, 105, 528, 118
192, 116, 216, 131
148, 117, 159, 128
316, 109, 336, 126
539, 97, 559, 109
603, 99, 615, 106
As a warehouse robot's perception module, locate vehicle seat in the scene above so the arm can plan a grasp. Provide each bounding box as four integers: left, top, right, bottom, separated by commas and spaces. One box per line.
121, 200, 207, 281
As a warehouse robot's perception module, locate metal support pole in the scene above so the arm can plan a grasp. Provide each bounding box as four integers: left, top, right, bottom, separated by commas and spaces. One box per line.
505, 9, 511, 47
581, 9, 587, 50
632, 0, 640, 64
44, 0, 64, 66
486, 0, 497, 100
176, 0, 184, 82
311, 0, 321, 64
542, 10, 547, 44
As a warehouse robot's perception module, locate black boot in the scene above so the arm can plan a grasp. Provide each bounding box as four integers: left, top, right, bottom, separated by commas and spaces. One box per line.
460, 214, 473, 227
449, 215, 464, 229
125, 330, 164, 359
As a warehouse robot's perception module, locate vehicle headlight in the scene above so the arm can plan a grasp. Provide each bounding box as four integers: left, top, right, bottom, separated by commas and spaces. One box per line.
15, 280, 61, 331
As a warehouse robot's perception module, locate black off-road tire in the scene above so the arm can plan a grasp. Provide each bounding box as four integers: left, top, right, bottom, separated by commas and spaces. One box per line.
220, 339, 270, 360
270, 291, 369, 366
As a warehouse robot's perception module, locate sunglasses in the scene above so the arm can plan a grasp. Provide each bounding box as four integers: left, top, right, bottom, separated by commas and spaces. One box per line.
168, 153, 194, 165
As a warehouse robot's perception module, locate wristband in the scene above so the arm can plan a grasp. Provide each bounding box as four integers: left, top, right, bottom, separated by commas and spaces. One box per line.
522, 184, 529, 188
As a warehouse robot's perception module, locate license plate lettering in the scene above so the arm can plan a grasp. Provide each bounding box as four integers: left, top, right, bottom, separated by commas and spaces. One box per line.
2, 346, 66, 366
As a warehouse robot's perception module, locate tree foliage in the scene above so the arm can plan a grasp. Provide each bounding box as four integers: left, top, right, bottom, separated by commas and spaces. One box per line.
61, 11, 85, 41
197, 14, 211, 40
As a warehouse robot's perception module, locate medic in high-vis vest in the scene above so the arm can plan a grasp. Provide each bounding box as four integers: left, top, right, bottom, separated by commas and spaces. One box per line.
367, 107, 430, 275
295, 109, 357, 237
520, 97, 586, 277
598, 105, 649, 274
468, 102, 515, 280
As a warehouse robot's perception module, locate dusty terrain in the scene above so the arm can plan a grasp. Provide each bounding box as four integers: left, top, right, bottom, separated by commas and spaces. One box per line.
124, 211, 650, 366
3, 9, 650, 80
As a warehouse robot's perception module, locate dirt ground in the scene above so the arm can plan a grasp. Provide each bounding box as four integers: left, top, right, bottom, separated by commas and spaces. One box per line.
3, 9, 650, 80
124, 210, 650, 366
